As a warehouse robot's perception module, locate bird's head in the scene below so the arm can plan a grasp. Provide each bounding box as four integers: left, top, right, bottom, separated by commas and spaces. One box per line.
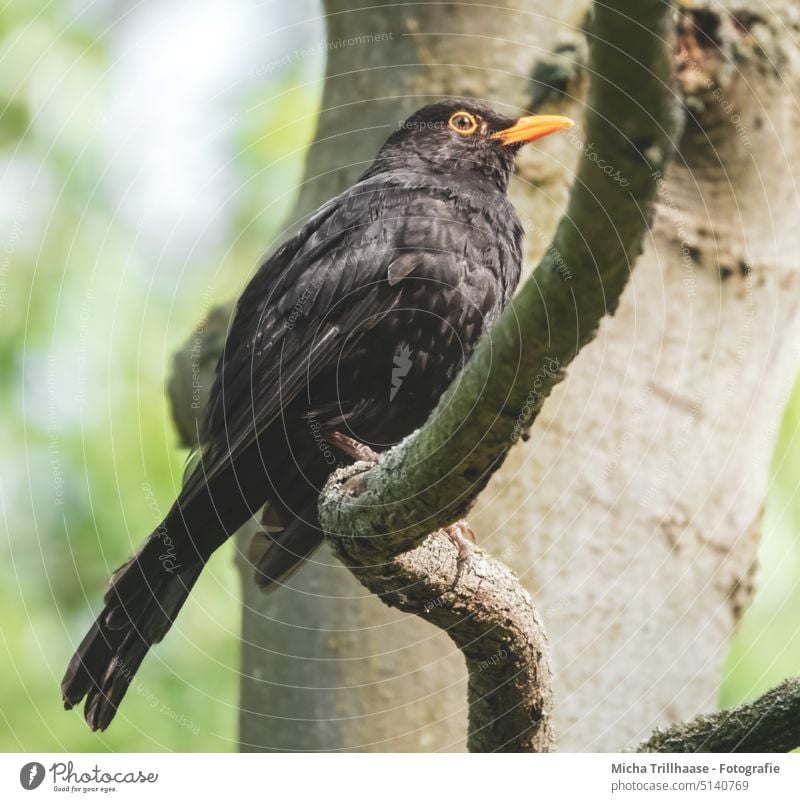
365, 99, 574, 191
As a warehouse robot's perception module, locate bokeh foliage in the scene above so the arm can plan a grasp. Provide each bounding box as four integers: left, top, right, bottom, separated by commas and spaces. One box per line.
722, 379, 800, 709
0, 0, 321, 750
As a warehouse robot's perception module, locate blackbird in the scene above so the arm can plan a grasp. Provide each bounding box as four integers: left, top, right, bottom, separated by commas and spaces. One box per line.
62, 99, 573, 730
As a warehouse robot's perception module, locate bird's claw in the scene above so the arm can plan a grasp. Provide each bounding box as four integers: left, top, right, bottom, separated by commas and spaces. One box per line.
440, 519, 476, 586
325, 431, 380, 464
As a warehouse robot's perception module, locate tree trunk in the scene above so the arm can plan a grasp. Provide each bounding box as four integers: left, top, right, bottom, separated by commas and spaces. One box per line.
232, 0, 800, 751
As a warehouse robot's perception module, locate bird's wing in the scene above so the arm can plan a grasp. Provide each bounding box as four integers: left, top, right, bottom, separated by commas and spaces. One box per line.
186, 180, 472, 499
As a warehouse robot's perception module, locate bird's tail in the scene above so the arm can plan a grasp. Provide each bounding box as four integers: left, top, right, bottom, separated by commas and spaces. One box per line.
61, 533, 202, 731
250, 501, 325, 592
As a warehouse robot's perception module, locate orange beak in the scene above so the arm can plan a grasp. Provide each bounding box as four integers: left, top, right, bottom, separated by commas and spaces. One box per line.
491, 114, 574, 146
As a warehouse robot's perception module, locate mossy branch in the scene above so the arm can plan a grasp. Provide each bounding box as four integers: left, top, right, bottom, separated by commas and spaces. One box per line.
638, 678, 800, 753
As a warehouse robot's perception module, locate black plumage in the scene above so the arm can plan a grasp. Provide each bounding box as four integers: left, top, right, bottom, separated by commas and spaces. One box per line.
61, 99, 573, 730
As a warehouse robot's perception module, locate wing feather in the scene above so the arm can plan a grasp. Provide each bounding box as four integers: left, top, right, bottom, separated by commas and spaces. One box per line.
188, 179, 464, 497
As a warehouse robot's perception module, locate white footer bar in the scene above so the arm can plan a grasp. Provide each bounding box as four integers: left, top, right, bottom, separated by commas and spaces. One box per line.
2, 753, 797, 801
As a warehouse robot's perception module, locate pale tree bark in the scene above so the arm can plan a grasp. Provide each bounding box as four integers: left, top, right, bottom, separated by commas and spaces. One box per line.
170, 0, 800, 751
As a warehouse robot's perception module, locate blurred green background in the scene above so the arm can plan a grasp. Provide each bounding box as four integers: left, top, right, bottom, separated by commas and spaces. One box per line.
0, 0, 324, 751
0, 0, 797, 752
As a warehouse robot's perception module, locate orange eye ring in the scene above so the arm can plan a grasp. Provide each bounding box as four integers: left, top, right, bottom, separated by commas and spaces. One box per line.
448, 111, 478, 136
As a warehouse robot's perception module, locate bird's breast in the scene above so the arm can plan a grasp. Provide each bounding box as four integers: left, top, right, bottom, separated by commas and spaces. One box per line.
299, 182, 523, 449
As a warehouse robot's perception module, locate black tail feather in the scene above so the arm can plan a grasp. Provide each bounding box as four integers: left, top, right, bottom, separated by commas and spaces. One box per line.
62, 536, 202, 731
251, 509, 325, 592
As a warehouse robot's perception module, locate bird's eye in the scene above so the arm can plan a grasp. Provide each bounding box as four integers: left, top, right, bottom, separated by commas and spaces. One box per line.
448, 111, 478, 136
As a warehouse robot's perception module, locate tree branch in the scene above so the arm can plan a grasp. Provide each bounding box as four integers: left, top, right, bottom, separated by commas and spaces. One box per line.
637, 678, 800, 753
318, 0, 679, 752
330, 474, 552, 752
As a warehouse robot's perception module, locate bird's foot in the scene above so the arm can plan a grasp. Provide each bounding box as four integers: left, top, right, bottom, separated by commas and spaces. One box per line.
440, 519, 477, 586
325, 431, 381, 464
